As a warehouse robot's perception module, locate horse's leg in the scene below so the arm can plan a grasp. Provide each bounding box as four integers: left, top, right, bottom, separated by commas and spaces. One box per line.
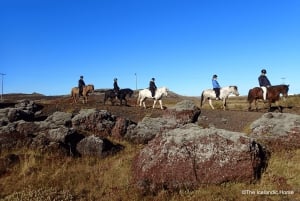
275, 101, 282, 112
222, 98, 226, 111
158, 100, 163, 109
200, 98, 206, 108
139, 98, 144, 107
208, 99, 215, 110
267, 101, 272, 112
248, 99, 252, 111
73, 94, 77, 103
152, 99, 157, 109
254, 99, 258, 111
142, 100, 147, 108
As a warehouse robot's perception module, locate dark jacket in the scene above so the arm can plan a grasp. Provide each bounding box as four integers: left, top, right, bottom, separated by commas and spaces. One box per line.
149, 80, 157, 90
258, 75, 271, 87
113, 81, 120, 92
78, 79, 86, 88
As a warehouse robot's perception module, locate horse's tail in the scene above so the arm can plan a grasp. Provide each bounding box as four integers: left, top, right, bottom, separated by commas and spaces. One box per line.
200, 91, 204, 108
247, 89, 252, 102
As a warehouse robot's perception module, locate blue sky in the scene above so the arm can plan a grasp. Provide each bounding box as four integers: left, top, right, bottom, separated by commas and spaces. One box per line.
1, 0, 299, 96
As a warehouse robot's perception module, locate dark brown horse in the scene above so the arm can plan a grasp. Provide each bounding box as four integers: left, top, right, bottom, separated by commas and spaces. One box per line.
103, 88, 134, 106
247, 84, 289, 112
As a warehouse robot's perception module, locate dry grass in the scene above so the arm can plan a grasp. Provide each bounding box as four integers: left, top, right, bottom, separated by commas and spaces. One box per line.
1, 142, 299, 201
1, 94, 300, 200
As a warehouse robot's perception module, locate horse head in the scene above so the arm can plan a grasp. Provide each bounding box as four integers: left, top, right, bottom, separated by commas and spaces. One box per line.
87, 84, 94, 93
230, 86, 240, 96
280, 84, 289, 98
160, 87, 169, 97
129, 89, 134, 97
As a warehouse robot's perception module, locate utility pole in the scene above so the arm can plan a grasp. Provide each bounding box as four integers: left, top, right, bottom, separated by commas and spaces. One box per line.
134, 73, 137, 90
0, 73, 5, 101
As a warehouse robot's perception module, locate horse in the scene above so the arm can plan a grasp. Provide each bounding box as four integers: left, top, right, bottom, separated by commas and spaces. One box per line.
103, 88, 134, 106
200, 86, 240, 110
247, 84, 289, 112
137, 86, 168, 109
71, 84, 94, 104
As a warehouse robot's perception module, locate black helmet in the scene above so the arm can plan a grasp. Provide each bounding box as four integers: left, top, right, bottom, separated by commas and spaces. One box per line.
152, 78, 155, 81
80, 75, 83, 79
213, 74, 218, 78
261, 69, 267, 74
114, 78, 117, 81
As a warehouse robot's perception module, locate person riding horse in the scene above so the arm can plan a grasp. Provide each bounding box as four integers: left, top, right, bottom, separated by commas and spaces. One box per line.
113, 78, 120, 95
258, 69, 271, 101
78, 75, 86, 96
212, 74, 221, 100
149, 78, 157, 98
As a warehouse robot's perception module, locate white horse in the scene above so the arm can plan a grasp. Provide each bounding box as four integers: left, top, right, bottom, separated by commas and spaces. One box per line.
137, 87, 168, 109
200, 86, 239, 110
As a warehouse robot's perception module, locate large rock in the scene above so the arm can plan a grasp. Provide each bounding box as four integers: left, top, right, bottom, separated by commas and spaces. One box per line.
163, 100, 201, 124
132, 124, 269, 194
249, 112, 300, 150
124, 117, 177, 144
125, 100, 201, 144
111, 117, 135, 140
72, 109, 116, 134
40, 111, 73, 129
0, 104, 126, 157
76, 135, 124, 157
72, 109, 135, 139
6, 100, 42, 122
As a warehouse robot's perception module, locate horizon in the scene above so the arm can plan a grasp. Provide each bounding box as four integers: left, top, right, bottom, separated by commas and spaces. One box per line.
1, 0, 299, 96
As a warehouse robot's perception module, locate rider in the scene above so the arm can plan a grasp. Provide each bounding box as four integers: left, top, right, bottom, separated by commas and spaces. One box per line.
78, 75, 86, 96
149, 78, 157, 98
113, 78, 120, 96
258, 69, 271, 101
212, 74, 221, 100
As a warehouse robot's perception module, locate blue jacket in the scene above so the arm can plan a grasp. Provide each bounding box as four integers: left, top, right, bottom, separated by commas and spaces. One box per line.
212, 79, 221, 88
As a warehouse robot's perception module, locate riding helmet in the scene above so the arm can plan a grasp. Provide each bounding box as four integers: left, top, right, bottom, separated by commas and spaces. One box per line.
114, 78, 118, 81
152, 78, 155, 81
80, 75, 83, 79
213, 74, 218, 78
261, 69, 267, 74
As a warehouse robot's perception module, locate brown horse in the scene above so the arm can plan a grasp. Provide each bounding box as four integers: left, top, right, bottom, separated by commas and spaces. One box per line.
71, 84, 94, 104
247, 84, 289, 112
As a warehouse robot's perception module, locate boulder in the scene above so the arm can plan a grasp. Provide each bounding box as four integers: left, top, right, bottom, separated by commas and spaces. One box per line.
124, 117, 177, 144
249, 112, 300, 150
125, 100, 201, 144
111, 117, 135, 140
40, 111, 73, 129
132, 124, 269, 194
76, 135, 124, 157
163, 100, 201, 124
72, 109, 116, 136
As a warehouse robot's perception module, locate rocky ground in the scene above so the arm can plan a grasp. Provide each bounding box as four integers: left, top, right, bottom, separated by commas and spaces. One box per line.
1, 90, 299, 200
2, 90, 299, 133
